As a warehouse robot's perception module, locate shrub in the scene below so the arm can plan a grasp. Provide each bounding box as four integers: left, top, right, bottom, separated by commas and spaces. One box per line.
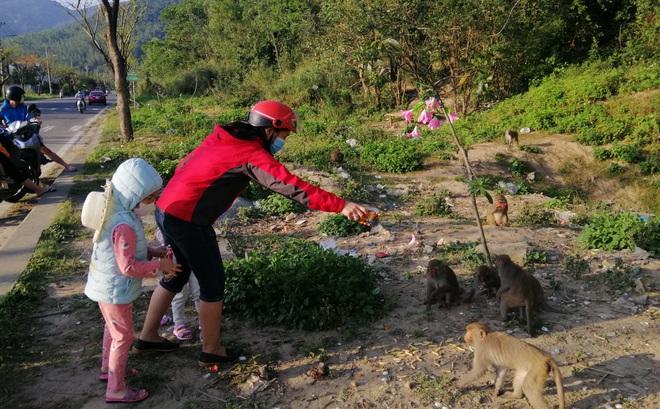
515, 204, 555, 227
519, 145, 541, 154
509, 158, 533, 178
632, 218, 660, 255
638, 158, 660, 175
562, 254, 590, 279
523, 249, 547, 266
224, 239, 388, 330
361, 139, 423, 173
593, 147, 611, 161
236, 207, 265, 223
317, 214, 369, 237
578, 211, 643, 251
413, 190, 452, 216
611, 143, 641, 163
259, 194, 307, 216
606, 162, 624, 174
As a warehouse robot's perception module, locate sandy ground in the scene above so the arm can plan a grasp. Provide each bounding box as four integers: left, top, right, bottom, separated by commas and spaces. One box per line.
12, 133, 660, 408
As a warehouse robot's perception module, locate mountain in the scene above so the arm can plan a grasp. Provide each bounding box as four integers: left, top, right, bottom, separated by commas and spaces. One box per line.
5, 0, 181, 76
0, 0, 73, 37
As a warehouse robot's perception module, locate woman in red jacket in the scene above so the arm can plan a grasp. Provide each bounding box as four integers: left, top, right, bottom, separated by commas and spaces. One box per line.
135, 101, 367, 366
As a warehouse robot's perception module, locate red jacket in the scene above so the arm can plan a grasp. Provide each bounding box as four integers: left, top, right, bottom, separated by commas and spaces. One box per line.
157, 125, 345, 225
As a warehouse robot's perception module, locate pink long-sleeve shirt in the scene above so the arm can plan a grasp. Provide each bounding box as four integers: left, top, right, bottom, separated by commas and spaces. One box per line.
112, 224, 160, 278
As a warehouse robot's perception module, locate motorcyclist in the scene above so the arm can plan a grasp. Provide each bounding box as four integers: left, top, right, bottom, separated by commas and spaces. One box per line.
75, 89, 87, 111
1, 87, 77, 172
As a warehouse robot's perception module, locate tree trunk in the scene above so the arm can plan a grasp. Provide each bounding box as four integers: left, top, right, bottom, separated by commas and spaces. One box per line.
101, 1, 133, 142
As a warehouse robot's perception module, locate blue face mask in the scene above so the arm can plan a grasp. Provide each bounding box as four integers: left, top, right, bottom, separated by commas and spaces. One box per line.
270, 137, 286, 155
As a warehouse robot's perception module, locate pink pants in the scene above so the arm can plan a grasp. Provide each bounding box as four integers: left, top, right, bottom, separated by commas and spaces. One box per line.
99, 302, 133, 394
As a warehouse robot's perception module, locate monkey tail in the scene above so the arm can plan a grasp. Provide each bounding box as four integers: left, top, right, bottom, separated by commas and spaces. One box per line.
549, 360, 565, 409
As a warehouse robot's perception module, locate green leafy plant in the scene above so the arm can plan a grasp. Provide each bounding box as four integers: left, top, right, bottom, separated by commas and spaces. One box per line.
593, 147, 612, 161
509, 158, 533, 178
317, 214, 369, 237
563, 255, 590, 279
519, 145, 541, 154
224, 239, 388, 330
632, 218, 660, 255
467, 178, 493, 203
236, 206, 265, 223
361, 139, 423, 173
523, 249, 547, 266
413, 190, 452, 216
606, 162, 624, 174
578, 211, 643, 251
258, 194, 307, 216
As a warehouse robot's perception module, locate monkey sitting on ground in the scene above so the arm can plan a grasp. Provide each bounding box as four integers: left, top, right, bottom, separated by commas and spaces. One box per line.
457, 322, 565, 409
463, 265, 500, 303
505, 129, 519, 148
495, 254, 538, 336
423, 259, 462, 310
485, 194, 509, 226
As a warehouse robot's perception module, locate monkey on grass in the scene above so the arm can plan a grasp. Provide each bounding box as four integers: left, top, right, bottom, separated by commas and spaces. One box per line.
457, 322, 565, 409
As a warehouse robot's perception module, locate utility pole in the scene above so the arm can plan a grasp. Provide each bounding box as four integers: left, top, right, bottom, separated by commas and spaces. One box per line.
0, 22, 5, 98
45, 47, 53, 94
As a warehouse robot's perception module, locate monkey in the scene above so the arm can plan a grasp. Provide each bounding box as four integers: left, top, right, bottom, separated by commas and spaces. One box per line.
457, 322, 565, 409
463, 264, 500, 303
330, 148, 344, 164
505, 129, 519, 148
494, 254, 537, 336
423, 259, 462, 310
485, 194, 509, 226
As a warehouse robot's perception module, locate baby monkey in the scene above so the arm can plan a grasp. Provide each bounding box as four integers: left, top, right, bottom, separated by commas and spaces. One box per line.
457, 322, 565, 409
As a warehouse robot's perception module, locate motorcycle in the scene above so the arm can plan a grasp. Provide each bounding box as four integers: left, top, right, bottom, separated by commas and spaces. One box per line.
76, 97, 86, 113
0, 120, 43, 202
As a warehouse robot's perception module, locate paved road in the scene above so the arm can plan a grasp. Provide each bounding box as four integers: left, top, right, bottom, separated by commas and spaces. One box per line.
0, 95, 112, 296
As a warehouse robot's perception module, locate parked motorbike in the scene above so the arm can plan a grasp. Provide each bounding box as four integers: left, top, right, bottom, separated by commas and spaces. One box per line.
1, 120, 43, 202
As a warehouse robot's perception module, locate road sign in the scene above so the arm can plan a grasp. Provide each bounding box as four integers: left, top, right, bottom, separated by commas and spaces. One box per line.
127, 73, 139, 81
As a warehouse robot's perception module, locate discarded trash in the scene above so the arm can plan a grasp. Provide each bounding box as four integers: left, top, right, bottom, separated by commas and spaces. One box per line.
375, 252, 390, 258
519, 127, 531, 134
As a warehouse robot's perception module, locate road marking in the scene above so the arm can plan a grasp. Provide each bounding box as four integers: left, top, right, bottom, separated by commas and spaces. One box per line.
70, 125, 83, 133
41, 125, 54, 133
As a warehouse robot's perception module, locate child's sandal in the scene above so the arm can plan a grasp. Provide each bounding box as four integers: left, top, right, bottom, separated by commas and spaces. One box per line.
173, 324, 193, 341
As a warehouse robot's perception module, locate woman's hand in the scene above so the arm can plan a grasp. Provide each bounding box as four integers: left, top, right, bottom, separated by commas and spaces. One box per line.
340, 201, 367, 222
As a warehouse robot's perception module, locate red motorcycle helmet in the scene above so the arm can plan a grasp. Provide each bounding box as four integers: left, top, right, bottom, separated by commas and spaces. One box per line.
247, 100, 299, 133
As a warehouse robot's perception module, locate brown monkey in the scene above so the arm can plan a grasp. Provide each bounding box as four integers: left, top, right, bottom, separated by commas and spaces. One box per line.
463, 265, 500, 303
457, 322, 565, 409
423, 259, 462, 310
330, 148, 344, 164
495, 254, 537, 336
485, 194, 509, 226
505, 129, 519, 148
